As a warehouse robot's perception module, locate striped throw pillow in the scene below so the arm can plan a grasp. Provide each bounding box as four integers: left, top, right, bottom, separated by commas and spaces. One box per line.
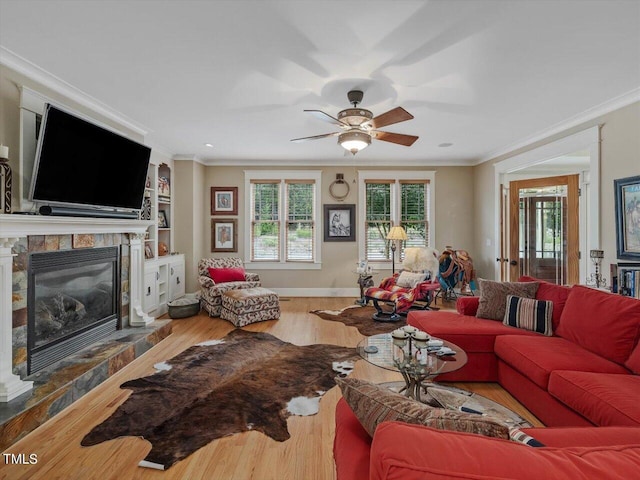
509, 427, 545, 447
503, 295, 553, 336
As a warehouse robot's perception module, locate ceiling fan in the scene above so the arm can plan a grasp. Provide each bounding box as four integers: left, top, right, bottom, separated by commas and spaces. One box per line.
291, 90, 419, 155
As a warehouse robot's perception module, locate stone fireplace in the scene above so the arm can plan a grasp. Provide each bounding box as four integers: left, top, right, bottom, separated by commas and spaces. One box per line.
0, 215, 154, 402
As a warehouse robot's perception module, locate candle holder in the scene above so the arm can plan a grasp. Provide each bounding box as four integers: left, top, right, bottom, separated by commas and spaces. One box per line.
0, 145, 11, 214
586, 249, 607, 289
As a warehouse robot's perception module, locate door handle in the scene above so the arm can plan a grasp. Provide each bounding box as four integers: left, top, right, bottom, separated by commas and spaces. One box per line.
176, 277, 181, 284
146, 286, 151, 296
510, 260, 518, 266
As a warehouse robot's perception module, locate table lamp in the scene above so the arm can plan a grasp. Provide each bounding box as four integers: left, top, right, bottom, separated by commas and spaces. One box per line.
386, 226, 407, 274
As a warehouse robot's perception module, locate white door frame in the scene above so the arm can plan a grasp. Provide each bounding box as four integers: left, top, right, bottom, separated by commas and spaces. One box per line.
493, 126, 600, 283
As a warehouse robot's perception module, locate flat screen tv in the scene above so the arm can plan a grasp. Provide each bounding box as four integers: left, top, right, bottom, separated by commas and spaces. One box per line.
29, 104, 151, 214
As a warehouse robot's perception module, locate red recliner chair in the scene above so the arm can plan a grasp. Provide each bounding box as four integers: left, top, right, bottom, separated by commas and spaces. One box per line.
364, 247, 441, 322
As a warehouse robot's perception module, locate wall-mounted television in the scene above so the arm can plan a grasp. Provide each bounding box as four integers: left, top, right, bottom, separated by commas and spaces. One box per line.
29, 104, 151, 216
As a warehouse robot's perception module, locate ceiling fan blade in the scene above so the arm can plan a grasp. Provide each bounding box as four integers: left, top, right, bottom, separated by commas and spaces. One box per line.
290, 132, 339, 143
373, 131, 419, 147
305, 110, 348, 126
370, 107, 414, 129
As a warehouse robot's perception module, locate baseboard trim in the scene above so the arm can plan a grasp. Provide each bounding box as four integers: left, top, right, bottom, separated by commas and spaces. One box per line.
270, 288, 360, 298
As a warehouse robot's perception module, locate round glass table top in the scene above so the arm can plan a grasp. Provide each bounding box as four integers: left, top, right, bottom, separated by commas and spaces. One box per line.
357, 333, 468, 377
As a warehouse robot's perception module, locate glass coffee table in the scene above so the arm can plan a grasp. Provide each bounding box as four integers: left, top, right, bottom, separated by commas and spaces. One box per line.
357, 333, 468, 403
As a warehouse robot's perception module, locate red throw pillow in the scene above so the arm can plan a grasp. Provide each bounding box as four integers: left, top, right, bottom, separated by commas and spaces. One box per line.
519, 275, 571, 331
556, 285, 640, 365
208, 267, 245, 283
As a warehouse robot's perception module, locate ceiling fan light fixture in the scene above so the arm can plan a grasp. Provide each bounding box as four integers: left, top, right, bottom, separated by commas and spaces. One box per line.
339, 130, 371, 155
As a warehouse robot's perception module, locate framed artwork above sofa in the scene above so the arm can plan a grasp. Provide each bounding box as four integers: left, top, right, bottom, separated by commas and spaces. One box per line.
614, 175, 640, 259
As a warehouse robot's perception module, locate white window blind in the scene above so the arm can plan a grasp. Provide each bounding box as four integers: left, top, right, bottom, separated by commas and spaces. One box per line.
400, 181, 429, 257
247, 173, 320, 265
365, 182, 392, 261
360, 173, 432, 263
251, 181, 280, 261
286, 181, 314, 262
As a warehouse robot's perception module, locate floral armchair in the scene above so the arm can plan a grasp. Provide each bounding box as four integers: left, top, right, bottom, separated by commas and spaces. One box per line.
198, 257, 260, 317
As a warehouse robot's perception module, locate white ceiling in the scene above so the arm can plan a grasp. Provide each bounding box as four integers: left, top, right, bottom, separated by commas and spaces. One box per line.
1, 0, 639, 166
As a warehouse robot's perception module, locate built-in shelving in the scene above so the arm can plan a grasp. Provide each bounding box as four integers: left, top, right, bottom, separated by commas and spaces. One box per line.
142, 161, 174, 260
616, 262, 640, 298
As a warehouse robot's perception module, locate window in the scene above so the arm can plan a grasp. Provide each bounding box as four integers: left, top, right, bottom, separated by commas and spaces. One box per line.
359, 171, 434, 264
245, 171, 321, 268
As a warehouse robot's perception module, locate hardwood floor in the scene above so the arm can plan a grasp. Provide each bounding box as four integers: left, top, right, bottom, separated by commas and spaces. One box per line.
0, 297, 542, 480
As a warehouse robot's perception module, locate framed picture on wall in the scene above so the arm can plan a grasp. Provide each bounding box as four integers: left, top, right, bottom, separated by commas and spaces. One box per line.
324, 204, 356, 242
211, 187, 238, 215
211, 218, 238, 252
614, 175, 640, 259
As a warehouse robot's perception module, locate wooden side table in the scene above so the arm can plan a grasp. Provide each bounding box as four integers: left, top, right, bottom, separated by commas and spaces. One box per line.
355, 271, 376, 306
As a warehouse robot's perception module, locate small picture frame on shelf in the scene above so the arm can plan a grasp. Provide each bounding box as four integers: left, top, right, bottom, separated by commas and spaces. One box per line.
158, 210, 168, 228
211, 187, 238, 215
614, 175, 640, 259
356, 260, 368, 274
211, 218, 237, 252
158, 176, 171, 201
144, 243, 154, 259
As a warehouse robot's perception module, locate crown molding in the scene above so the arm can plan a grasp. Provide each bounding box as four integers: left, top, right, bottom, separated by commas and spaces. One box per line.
1, 46, 149, 137
195, 157, 473, 167
476, 87, 640, 165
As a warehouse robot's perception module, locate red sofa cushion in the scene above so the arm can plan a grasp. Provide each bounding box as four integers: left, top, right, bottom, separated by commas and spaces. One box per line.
519, 275, 572, 331
456, 296, 479, 315
207, 267, 245, 283
626, 342, 640, 374
334, 398, 371, 480
556, 285, 640, 365
521, 425, 640, 447
370, 422, 640, 480
495, 335, 628, 389
549, 371, 640, 427
408, 311, 538, 353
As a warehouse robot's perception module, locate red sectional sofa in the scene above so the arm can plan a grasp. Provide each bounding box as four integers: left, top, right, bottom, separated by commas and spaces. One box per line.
333, 278, 640, 479
334, 399, 640, 480
408, 279, 640, 427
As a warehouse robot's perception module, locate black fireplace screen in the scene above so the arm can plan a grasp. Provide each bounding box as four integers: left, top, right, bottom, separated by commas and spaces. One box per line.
28, 247, 120, 374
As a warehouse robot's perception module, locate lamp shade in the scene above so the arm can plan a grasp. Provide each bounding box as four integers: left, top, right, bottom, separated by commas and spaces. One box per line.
386, 226, 408, 241
339, 130, 371, 154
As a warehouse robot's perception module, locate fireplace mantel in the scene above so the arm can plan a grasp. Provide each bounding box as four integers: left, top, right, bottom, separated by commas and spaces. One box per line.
0, 214, 153, 238
0, 214, 155, 402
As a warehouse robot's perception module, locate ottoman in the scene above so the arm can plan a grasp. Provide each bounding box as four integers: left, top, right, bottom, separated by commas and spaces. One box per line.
221, 287, 280, 327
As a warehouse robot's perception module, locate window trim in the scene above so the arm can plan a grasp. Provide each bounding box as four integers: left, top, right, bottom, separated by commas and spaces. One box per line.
244, 170, 322, 270
358, 170, 436, 269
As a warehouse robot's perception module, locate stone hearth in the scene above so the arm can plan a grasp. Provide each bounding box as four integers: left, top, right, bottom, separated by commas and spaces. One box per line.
0, 214, 172, 449
0, 320, 171, 450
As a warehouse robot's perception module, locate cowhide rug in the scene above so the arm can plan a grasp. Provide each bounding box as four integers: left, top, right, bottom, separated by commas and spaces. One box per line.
310, 305, 408, 336
81, 329, 358, 470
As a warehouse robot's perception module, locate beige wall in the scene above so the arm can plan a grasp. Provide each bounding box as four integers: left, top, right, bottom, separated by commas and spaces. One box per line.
174, 160, 205, 293
177, 164, 474, 292
473, 101, 640, 282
